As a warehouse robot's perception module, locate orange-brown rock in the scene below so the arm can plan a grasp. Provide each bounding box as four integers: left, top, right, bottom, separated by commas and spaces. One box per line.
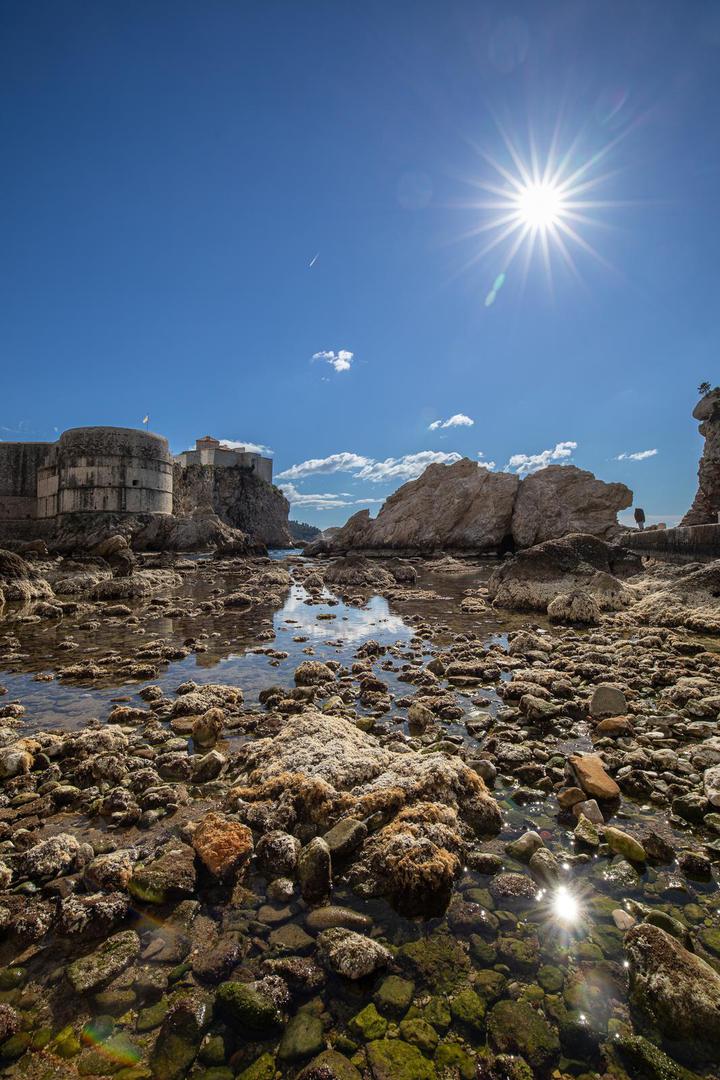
569, 753, 620, 801
192, 811, 253, 881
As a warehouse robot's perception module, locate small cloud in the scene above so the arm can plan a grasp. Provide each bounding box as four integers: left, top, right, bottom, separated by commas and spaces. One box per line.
276, 452, 373, 481
477, 453, 496, 470
312, 349, 354, 373
615, 448, 658, 462
219, 439, 273, 456
429, 413, 474, 431
506, 440, 577, 476
279, 482, 384, 511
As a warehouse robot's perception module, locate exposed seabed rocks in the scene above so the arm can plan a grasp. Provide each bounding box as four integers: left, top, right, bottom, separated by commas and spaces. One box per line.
0, 546, 719, 1080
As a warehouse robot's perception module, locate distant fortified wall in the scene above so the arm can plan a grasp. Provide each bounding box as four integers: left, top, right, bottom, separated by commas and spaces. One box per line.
0, 442, 54, 522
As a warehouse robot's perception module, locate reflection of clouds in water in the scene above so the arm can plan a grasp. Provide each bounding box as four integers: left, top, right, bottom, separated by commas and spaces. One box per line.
275, 588, 411, 644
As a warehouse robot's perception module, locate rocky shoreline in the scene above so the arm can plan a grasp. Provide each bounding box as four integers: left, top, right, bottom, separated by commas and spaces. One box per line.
0, 541, 719, 1080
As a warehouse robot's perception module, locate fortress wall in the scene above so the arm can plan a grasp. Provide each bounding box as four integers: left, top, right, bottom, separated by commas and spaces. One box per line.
0, 442, 53, 520
624, 523, 720, 562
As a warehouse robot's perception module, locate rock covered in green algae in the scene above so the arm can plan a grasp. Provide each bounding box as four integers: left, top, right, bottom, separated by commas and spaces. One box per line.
486, 999, 560, 1073
449, 988, 486, 1034
604, 825, 647, 863
373, 975, 415, 1017
365, 1038, 437, 1079
66, 930, 140, 993
215, 981, 280, 1032
235, 1053, 276, 1080
277, 1011, 325, 1061
614, 1034, 704, 1080
349, 1003, 387, 1041
398, 1017, 439, 1055
433, 1042, 475, 1079
397, 932, 469, 993
624, 922, 720, 1061
150, 992, 211, 1080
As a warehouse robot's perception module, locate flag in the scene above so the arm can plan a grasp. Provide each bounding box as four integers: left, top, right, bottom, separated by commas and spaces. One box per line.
142, 415, 149, 424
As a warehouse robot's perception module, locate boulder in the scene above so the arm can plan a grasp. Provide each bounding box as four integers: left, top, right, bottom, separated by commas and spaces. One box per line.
625, 922, 720, 1060
511, 464, 631, 548
488, 533, 641, 614
569, 753, 620, 801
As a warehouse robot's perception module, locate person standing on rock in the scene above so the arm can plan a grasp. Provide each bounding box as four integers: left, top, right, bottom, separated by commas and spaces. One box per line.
634, 507, 646, 530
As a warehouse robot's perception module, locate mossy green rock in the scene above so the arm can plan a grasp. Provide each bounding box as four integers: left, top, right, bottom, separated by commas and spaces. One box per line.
615, 1035, 703, 1080
373, 975, 414, 1017
67, 931, 140, 994
605, 826, 646, 863
398, 1018, 439, 1055
699, 928, 720, 957
78, 1035, 142, 1076
497, 935, 539, 972
215, 982, 279, 1032
487, 1000, 560, 1072
434, 1042, 475, 1079
349, 1003, 387, 1042
235, 1053, 276, 1080
538, 965, 564, 993
449, 989, 486, 1034
278, 1012, 324, 1061
136, 1000, 168, 1033
423, 997, 451, 1033
398, 933, 469, 993
0, 1032, 30, 1063
473, 969, 506, 1002
365, 1039, 437, 1079
0, 968, 26, 991
51, 1026, 82, 1057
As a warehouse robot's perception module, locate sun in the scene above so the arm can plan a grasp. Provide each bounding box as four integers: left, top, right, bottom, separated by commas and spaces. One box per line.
454, 117, 631, 298
515, 181, 566, 230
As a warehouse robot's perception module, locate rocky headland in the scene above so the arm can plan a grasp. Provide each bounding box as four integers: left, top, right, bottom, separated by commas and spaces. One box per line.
306, 460, 632, 556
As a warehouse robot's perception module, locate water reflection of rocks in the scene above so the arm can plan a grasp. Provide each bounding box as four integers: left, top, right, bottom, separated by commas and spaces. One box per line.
0, 548, 719, 1080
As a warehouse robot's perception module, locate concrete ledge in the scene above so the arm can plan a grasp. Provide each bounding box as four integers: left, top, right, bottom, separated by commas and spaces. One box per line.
624, 523, 720, 562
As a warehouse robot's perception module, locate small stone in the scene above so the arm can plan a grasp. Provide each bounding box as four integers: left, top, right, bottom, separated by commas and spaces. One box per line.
569, 753, 620, 800
350, 1003, 388, 1042
558, 787, 585, 810
573, 798, 605, 824
317, 928, 390, 980
278, 1012, 324, 1062
590, 684, 627, 718
374, 975, 414, 1017
505, 831, 543, 862
215, 981, 280, 1033
298, 837, 331, 903
604, 826, 646, 863
574, 814, 600, 847
192, 812, 253, 881
323, 818, 367, 859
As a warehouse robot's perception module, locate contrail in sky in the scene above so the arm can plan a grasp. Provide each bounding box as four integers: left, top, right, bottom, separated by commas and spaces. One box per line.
308, 252, 319, 268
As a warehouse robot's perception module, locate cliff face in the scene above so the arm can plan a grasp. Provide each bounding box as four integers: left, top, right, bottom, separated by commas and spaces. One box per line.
681, 388, 720, 526
173, 463, 291, 548
308, 459, 631, 555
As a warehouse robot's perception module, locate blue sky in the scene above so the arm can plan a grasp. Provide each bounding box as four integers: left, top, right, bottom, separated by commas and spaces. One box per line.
1, 1, 718, 526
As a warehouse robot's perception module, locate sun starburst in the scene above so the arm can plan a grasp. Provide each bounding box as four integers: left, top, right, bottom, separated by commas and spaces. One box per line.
455, 116, 634, 300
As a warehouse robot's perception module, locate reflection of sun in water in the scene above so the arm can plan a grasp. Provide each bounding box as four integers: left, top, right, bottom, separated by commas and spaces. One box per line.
551, 884, 581, 924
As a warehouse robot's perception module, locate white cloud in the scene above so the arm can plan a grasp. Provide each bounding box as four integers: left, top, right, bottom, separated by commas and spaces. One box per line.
219, 439, 273, 456
279, 483, 353, 510
356, 451, 463, 483
477, 453, 497, 470
312, 349, 354, 373
280, 482, 385, 511
277, 449, 464, 487
276, 452, 373, 481
616, 448, 658, 461
506, 440, 577, 476
429, 413, 474, 431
